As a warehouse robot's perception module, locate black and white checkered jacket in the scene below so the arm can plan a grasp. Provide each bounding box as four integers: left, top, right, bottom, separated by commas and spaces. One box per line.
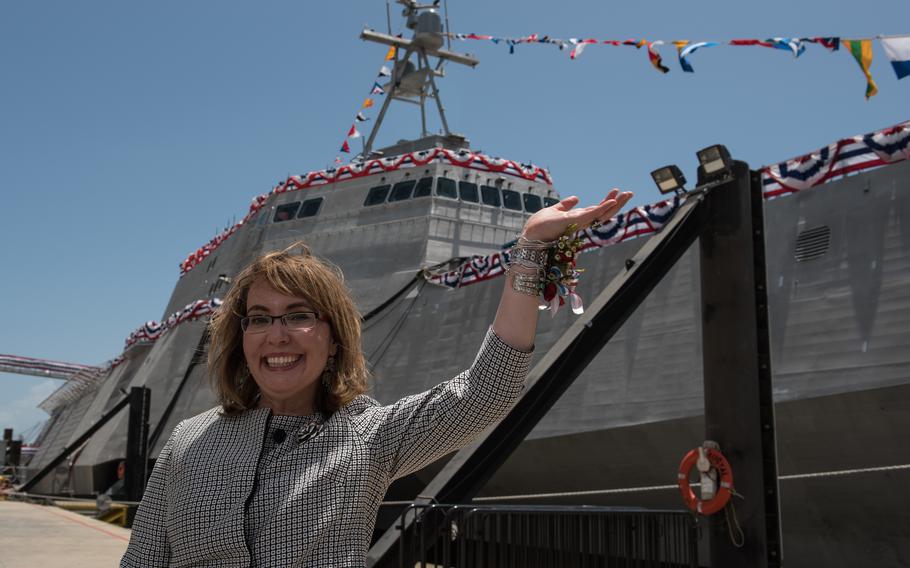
121, 328, 531, 567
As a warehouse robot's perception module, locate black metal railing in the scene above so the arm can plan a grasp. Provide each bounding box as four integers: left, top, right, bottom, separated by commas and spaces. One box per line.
398, 504, 698, 568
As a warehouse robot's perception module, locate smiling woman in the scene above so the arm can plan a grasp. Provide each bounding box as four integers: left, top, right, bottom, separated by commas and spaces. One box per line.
207, 245, 368, 418
119, 190, 632, 568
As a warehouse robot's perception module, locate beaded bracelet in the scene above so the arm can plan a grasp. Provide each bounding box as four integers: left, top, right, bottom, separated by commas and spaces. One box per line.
505, 224, 586, 316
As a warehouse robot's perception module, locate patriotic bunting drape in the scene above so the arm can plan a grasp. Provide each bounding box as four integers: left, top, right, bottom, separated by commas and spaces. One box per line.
61, 119, 908, 414
427, 119, 910, 290
124, 299, 222, 349
37, 299, 221, 413
178, 148, 552, 274
761, 120, 910, 198
179, 119, 909, 278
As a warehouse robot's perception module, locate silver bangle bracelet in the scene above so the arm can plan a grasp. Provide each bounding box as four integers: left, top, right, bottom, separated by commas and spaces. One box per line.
510, 270, 541, 297
509, 245, 549, 267
516, 234, 557, 248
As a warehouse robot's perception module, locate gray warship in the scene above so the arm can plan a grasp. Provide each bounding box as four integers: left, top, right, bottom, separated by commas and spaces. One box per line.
16, 3, 910, 566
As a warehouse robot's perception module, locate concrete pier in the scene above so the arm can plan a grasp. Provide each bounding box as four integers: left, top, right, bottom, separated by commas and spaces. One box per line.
0, 500, 130, 567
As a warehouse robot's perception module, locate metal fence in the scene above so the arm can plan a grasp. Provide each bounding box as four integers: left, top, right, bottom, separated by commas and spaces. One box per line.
398, 504, 699, 568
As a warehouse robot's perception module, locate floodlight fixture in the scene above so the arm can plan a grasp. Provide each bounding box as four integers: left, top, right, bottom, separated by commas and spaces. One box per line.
651, 165, 687, 195
696, 144, 733, 182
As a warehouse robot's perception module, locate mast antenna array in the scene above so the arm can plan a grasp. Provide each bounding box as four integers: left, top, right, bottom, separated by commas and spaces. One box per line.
359, 0, 478, 158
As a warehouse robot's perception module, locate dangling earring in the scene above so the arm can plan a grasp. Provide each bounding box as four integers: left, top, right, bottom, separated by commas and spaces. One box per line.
321, 356, 335, 389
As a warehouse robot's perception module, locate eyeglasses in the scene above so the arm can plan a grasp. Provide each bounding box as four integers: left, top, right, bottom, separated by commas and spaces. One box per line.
241, 311, 322, 334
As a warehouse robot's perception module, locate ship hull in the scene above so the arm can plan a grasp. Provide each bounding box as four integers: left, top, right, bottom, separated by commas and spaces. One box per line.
25, 153, 910, 567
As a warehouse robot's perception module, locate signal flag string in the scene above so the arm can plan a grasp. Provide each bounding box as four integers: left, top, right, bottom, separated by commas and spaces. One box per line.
333, 47, 397, 165
446, 32, 910, 99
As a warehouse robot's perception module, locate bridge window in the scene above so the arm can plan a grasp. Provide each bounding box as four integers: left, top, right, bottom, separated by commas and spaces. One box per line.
414, 176, 434, 197
543, 197, 560, 208
502, 189, 522, 211
459, 181, 479, 203
274, 202, 300, 222
436, 177, 457, 199
389, 180, 417, 202
298, 198, 323, 218
523, 193, 543, 213
364, 184, 391, 206
481, 185, 501, 207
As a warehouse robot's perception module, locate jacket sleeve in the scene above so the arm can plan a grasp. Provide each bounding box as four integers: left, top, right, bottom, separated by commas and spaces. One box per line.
370, 327, 532, 480
120, 422, 181, 567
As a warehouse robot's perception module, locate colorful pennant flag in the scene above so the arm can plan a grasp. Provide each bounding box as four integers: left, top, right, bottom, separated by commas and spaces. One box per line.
361, 98, 374, 109
384, 46, 396, 61
569, 38, 597, 60
730, 39, 773, 47
347, 124, 362, 138
371, 82, 385, 95
355, 112, 370, 122
843, 39, 878, 99
806, 37, 840, 51
767, 38, 806, 57
880, 35, 910, 79
378, 65, 391, 77
675, 41, 718, 72
340, 140, 351, 153
647, 41, 670, 73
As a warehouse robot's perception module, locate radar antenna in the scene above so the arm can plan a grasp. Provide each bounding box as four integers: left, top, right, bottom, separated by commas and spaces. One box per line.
359, 0, 478, 158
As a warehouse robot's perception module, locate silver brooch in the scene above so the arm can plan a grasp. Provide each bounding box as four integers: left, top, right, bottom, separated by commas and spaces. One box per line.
297, 421, 322, 443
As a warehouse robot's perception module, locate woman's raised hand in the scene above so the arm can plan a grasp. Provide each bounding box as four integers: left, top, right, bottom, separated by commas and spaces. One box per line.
520, 189, 634, 242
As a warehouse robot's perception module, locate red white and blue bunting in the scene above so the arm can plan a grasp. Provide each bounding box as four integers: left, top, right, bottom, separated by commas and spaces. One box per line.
428, 119, 910, 290
124, 298, 222, 349
47, 120, 909, 412
426, 196, 685, 289
179, 149, 551, 274
38, 299, 221, 412
761, 120, 910, 198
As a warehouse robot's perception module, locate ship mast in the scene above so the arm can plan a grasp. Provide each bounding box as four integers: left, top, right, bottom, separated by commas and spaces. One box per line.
359, 0, 478, 158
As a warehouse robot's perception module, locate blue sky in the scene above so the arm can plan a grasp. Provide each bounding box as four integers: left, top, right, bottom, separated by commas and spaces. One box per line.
1, 0, 908, 441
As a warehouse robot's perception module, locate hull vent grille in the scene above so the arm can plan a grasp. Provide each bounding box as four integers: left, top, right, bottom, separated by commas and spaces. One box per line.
795, 226, 831, 262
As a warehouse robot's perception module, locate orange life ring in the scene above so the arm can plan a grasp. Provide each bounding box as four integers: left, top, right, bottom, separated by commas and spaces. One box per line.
677, 447, 733, 515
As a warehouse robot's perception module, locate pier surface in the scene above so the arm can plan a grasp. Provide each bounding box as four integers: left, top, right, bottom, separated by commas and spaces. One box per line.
0, 500, 130, 567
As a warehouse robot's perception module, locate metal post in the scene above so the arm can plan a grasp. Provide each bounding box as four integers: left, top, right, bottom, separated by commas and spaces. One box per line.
422, 51, 450, 136
125, 386, 151, 502
699, 161, 782, 567
4, 429, 21, 468
367, 194, 707, 566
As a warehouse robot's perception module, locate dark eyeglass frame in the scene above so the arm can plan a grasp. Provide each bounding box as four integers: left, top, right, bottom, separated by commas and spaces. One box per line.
240, 311, 322, 333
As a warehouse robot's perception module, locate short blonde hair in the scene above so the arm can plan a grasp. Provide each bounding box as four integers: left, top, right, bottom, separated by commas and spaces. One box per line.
208, 242, 368, 415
